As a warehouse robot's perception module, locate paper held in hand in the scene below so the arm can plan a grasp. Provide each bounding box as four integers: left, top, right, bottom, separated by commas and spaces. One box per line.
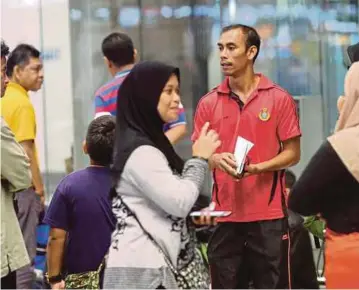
234, 137, 254, 174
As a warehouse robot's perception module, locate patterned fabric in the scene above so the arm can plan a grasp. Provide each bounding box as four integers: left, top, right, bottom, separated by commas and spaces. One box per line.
65, 262, 103, 289
171, 220, 210, 289
175, 247, 210, 289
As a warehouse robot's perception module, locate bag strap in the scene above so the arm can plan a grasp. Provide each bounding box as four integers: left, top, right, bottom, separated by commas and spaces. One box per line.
116, 196, 179, 275
96, 260, 105, 274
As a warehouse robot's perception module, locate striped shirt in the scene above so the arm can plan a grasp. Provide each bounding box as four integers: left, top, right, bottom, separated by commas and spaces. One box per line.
94, 70, 186, 131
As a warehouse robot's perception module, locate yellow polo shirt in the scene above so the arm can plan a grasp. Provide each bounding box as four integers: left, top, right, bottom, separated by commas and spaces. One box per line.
1, 82, 36, 143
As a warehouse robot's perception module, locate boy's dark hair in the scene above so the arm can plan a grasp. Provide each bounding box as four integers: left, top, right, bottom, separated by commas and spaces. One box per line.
1, 40, 10, 58
221, 24, 261, 63
86, 115, 116, 166
102, 32, 135, 68
285, 170, 297, 189
6, 43, 40, 77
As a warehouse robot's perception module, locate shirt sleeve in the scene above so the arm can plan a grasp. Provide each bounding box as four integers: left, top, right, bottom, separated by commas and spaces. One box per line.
276, 93, 301, 142
288, 141, 354, 216
44, 182, 70, 231
191, 98, 210, 142
12, 104, 36, 143
124, 145, 208, 218
164, 107, 187, 131
1, 119, 32, 193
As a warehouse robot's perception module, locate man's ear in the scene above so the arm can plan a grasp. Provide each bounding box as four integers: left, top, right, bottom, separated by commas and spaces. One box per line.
82, 140, 88, 155
104, 56, 111, 69
13, 65, 22, 81
247, 45, 258, 62
133, 48, 138, 62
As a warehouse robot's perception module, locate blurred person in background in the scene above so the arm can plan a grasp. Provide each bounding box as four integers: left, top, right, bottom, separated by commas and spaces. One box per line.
94, 32, 187, 144
1, 43, 44, 289
1, 40, 10, 97
45, 116, 116, 289
192, 24, 301, 288
285, 170, 319, 289
1, 39, 31, 289
289, 62, 359, 289
104, 61, 218, 289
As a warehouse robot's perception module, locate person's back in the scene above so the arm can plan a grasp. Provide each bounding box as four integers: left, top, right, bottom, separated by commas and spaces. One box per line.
95, 32, 187, 144
45, 115, 116, 289
285, 170, 319, 289
94, 32, 135, 117
49, 166, 114, 274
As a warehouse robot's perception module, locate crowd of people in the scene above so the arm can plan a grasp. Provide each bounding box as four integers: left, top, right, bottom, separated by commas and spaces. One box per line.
1, 23, 358, 290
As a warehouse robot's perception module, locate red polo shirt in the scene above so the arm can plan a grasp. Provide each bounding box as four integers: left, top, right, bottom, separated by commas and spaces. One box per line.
192, 74, 301, 222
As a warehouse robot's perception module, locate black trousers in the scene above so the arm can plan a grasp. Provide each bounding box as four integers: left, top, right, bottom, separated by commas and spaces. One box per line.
290, 226, 319, 289
1, 271, 16, 289
208, 218, 290, 289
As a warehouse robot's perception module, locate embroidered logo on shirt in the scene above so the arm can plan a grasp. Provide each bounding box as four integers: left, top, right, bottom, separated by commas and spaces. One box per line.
258, 108, 270, 121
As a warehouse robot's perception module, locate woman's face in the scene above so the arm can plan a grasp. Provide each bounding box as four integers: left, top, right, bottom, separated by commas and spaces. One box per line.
157, 74, 181, 123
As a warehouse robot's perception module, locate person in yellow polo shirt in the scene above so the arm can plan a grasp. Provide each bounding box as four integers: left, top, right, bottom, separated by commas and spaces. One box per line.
1, 43, 44, 289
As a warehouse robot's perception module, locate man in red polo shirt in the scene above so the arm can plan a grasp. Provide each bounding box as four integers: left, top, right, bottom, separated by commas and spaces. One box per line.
192, 24, 301, 288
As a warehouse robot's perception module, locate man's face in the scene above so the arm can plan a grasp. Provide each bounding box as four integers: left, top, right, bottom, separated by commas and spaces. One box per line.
1, 56, 9, 97
15, 57, 44, 92
217, 29, 257, 77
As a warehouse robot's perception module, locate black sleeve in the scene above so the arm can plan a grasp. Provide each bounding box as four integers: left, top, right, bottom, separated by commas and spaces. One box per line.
288, 140, 352, 216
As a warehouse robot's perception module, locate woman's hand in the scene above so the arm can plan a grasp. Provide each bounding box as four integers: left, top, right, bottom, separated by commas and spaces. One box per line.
192, 122, 221, 160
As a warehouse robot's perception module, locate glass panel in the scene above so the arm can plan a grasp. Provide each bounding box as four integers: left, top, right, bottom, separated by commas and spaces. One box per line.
3, 0, 358, 195
219, 0, 358, 175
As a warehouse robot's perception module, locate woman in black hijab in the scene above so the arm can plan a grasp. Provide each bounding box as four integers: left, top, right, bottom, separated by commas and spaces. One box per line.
104, 61, 220, 289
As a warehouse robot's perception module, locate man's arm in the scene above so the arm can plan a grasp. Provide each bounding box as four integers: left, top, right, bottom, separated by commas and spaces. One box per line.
165, 124, 187, 145
20, 140, 45, 202
47, 228, 66, 287
165, 107, 187, 144
247, 137, 301, 174
1, 119, 32, 192
44, 184, 69, 289
247, 92, 301, 175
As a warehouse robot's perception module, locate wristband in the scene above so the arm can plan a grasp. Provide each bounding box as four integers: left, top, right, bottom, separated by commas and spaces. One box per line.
46, 273, 63, 284
192, 156, 208, 163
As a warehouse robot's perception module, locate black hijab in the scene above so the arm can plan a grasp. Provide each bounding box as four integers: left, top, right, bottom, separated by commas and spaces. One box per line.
110, 61, 184, 197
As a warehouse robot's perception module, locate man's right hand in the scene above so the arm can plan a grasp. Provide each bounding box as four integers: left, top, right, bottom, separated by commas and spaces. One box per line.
210, 152, 238, 178
35, 189, 45, 207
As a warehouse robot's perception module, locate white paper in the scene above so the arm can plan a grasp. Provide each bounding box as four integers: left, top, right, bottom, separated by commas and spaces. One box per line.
234, 137, 254, 174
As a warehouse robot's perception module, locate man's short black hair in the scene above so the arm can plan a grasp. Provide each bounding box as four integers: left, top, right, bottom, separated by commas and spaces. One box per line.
86, 115, 116, 166
1, 40, 10, 58
102, 32, 135, 68
6, 43, 40, 77
285, 170, 297, 189
221, 24, 261, 63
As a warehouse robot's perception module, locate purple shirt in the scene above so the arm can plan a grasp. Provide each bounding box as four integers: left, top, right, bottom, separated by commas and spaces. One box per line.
44, 167, 115, 274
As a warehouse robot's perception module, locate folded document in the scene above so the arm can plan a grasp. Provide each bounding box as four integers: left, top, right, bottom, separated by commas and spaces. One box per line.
234, 137, 254, 174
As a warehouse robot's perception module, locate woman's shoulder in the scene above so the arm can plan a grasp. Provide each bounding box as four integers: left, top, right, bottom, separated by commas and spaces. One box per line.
127, 145, 167, 167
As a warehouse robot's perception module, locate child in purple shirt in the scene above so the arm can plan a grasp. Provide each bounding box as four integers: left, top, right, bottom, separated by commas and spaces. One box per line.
44, 116, 116, 289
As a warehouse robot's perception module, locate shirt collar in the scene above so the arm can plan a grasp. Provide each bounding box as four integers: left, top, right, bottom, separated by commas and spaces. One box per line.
217, 73, 275, 95
6, 82, 29, 97
115, 69, 131, 79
